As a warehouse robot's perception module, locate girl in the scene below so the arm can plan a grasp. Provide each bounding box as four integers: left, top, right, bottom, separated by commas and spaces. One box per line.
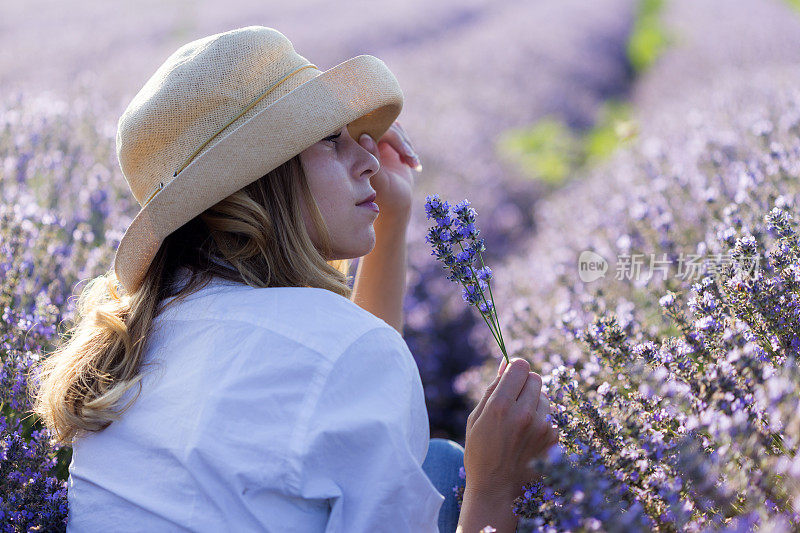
30, 26, 558, 532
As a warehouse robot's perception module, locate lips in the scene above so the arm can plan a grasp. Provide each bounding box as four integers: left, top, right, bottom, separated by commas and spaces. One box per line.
356, 192, 377, 206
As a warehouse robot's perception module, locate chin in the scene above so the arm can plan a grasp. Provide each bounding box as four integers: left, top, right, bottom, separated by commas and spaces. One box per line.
350, 243, 376, 259
328, 238, 376, 260
349, 234, 377, 259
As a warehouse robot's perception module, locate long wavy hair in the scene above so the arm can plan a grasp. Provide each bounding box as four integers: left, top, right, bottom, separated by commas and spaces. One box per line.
29, 154, 351, 445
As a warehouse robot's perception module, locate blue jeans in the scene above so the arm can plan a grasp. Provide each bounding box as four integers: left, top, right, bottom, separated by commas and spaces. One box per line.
422, 438, 466, 533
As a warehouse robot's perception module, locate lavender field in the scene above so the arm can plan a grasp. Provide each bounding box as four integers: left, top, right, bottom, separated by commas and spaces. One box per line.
3, 0, 800, 530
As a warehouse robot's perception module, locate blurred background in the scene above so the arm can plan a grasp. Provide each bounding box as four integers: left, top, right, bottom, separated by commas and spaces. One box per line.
2, 0, 800, 459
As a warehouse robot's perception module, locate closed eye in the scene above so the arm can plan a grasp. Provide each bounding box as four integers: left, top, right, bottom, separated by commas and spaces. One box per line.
323, 131, 342, 143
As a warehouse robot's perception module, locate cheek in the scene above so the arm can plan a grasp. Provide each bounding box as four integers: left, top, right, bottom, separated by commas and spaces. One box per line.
299, 149, 354, 229
314, 180, 351, 221
299, 195, 320, 244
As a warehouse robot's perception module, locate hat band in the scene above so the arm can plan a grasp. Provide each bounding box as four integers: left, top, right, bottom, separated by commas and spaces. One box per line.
141, 62, 320, 208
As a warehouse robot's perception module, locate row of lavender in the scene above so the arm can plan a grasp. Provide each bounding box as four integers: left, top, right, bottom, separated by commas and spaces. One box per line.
438, 0, 800, 528
450, 61, 800, 530
0, 94, 126, 530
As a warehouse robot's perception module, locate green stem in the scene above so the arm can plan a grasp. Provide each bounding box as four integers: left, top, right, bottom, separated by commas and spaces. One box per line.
478, 251, 507, 358
436, 247, 502, 349
476, 301, 504, 351
455, 241, 499, 334
455, 239, 509, 362
450, 256, 503, 351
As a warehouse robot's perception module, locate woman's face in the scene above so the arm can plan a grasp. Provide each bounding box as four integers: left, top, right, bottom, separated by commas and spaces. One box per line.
298, 124, 381, 259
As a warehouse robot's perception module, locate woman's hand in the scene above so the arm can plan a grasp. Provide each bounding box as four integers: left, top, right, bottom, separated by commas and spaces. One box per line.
358, 121, 422, 225
463, 358, 560, 502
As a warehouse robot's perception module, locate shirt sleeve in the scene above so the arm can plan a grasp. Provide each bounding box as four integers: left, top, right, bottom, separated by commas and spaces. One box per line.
295, 326, 445, 533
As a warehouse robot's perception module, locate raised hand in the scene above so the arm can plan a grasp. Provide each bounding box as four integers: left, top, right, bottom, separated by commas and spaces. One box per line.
357, 121, 422, 225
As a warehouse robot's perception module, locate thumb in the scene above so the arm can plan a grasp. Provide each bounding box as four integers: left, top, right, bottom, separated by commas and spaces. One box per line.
469, 358, 512, 432
497, 357, 509, 377
470, 367, 504, 428
359, 133, 380, 159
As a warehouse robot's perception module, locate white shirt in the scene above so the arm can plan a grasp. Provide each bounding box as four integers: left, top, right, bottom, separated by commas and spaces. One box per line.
66, 273, 444, 532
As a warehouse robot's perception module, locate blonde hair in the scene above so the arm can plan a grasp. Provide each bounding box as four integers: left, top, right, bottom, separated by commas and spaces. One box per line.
29, 154, 351, 445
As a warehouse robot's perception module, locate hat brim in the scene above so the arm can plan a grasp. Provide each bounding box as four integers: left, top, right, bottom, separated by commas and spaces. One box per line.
113, 54, 403, 294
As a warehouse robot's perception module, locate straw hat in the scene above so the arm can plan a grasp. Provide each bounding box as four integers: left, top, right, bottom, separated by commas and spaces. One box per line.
113, 25, 403, 294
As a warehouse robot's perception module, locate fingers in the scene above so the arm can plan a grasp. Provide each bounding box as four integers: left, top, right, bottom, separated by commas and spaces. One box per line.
541, 394, 559, 445
393, 121, 418, 155
534, 425, 559, 458
534, 390, 554, 441
468, 358, 520, 431
468, 371, 503, 432
508, 372, 543, 438
358, 132, 379, 157
362, 122, 421, 171
512, 371, 543, 410
360, 130, 405, 166
487, 358, 530, 412
497, 357, 509, 377
545, 424, 559, 448
521, 391, 556, 460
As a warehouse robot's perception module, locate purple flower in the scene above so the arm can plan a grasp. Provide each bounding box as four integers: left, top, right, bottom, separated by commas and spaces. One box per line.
462, 283, 482, 306
476, 267, 493, 281
425, 194, 507, 363
478, 300, 494, 314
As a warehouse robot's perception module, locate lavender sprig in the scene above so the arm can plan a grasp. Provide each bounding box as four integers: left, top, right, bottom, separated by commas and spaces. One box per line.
424, 195, 509, 363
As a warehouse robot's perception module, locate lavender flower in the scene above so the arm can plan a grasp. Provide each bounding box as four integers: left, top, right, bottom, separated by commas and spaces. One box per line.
425, 195, 508, 363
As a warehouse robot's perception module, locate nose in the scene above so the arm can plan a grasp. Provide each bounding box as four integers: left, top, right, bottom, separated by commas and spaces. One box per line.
352, 131, 380, 180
